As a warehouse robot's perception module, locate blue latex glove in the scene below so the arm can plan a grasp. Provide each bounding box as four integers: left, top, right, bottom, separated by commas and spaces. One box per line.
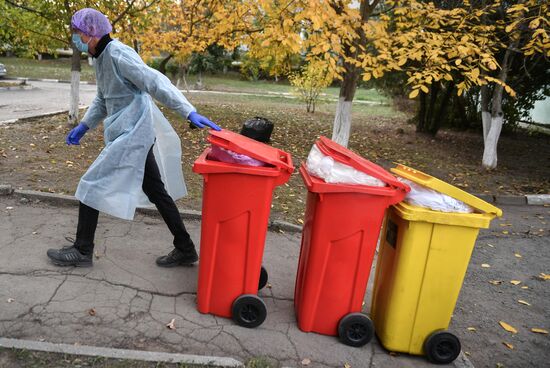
188, 112, 221, 131
66, 122, 89, 145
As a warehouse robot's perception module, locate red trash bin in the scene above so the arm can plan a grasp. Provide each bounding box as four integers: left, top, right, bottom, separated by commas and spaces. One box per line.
294, 136, 409, 346
193, 129, 294, 328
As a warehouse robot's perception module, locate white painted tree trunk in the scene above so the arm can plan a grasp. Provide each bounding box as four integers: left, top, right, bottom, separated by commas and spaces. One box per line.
482, 111, 491, 143
482, 115, 503, 169
481, 40, 515, 170
331, 97, 353, 147
68, 70, 81, 126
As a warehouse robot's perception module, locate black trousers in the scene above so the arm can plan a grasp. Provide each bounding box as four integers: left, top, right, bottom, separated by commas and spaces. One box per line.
74, 146, 194, 255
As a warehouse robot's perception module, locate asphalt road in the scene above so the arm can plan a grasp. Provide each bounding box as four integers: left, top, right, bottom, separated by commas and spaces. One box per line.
0, 80, 97, 122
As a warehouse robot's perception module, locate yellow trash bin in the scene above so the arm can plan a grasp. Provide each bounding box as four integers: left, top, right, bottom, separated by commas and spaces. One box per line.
371, 164, 502, 364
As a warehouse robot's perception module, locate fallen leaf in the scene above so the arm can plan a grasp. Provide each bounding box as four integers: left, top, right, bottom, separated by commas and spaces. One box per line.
467, 327, 476, 331
530, 328, 548, 334
499, 321, 518, 334
514, 253, 522, 258
166, 318, 176, 330
521, 286, 529, 289
487, 243, 494, 247
344, 364, 351, 368
266, 283, 272, 289
482, 263, 491, 268
502, 342, 514, 349
465, 351, 471, 356
500, 223, 511, 227
88, 308, 96, 316
7, 298, 14, 303
496, 363, 504, 368
301, 358, 311, 366
6, 207, 13, 210
502, 231, 509, 235
489, 280, 502, 285
510, 280, 522, 285
518, 300, 531, 306
538, 273, 550, 281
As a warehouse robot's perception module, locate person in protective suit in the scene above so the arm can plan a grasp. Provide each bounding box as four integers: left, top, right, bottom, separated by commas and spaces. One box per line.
47, 8, 220, 268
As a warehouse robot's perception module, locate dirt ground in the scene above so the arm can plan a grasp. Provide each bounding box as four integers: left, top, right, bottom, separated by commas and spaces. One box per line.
0, 96, 548, 224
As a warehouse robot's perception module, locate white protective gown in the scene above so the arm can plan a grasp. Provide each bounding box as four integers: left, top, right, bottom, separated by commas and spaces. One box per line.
75, 40, 195, 220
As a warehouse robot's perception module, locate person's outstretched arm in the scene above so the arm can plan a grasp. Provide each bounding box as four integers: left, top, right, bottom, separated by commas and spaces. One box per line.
115, 47, 220, 130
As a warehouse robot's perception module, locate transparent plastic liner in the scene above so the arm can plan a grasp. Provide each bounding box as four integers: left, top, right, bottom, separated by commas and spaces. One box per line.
207, 145, 267, 167
305, 144, 385, 186
397, 177, 474, 213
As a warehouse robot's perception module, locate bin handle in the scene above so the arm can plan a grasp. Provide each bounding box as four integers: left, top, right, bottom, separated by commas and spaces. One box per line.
319, 143, 355, 165
300, 164, 314, 188
209, 135, 231, 148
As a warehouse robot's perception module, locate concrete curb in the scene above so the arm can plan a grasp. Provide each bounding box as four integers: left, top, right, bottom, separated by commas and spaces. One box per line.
7, 77, 96, 85
0, 337, 243, 367
0, 106, 90, 126
7, 188, 306, 234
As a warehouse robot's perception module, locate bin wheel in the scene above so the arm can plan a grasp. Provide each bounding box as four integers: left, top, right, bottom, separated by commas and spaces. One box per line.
424, 331, 461, 364
231, 294, 267, 328
258, 266, 269, 290
337, 313, 374, 347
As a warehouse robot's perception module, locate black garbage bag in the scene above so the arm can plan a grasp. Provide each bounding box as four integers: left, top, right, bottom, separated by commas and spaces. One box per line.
240, 117, 274, 143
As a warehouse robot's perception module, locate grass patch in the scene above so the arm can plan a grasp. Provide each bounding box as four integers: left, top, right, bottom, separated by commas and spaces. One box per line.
184, 74, 387, 103
0, 56, 387, 103
0, 347, 220, 368
0, 347, 274, 368
0, 56, 96, 82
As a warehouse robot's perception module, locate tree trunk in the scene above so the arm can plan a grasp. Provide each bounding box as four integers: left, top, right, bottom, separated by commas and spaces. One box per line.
416, 92, 427, 132
158, 54, 173, 75
481, 85, 491, 143
330, 0, 379, 147
455, 95, 470, 130
176, 65, 190, 92
196, 71, 203, 89
68, 46, 81, 127
332, 71, 358, 146
420, 83, 440, 135
429, 82, 454, 135
482, 41, 516, 170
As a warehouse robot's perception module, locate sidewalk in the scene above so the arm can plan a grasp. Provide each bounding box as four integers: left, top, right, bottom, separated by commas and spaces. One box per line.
1, 194, 548, 367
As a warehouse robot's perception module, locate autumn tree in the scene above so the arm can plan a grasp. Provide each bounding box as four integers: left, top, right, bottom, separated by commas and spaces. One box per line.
2, 0, 159, 126
290, 59, 334, 113
479, 0, 549, 169
139, 0, 256, 80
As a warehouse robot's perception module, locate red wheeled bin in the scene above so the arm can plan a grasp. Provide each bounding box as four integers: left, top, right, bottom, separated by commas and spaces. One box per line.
193, 129, 294, 328
294, 137, 409, 346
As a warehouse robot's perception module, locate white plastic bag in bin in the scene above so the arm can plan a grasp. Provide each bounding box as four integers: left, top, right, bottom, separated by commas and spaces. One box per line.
398, 177, 474, 213
306, 144, 385, 186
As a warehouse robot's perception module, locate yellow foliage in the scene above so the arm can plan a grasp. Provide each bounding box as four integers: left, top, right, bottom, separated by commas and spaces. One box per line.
289, 59, 335, 113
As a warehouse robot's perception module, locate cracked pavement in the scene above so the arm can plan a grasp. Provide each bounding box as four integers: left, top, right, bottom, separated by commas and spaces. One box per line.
0, 196, 548, 367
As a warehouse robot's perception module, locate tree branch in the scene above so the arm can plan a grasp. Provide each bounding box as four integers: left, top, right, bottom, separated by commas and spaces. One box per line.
4, 0, 56, 21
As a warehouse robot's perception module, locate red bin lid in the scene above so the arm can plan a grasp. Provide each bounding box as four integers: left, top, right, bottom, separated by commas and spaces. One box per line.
315, 136, 408, 192
207, 129, 294, 173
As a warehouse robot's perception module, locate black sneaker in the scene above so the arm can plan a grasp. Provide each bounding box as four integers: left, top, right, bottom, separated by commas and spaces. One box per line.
47, 246, 93, 267
156, 248, 198, 267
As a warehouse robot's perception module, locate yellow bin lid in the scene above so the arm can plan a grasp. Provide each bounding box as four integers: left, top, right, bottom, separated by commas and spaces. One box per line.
391, 164, 502, 225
